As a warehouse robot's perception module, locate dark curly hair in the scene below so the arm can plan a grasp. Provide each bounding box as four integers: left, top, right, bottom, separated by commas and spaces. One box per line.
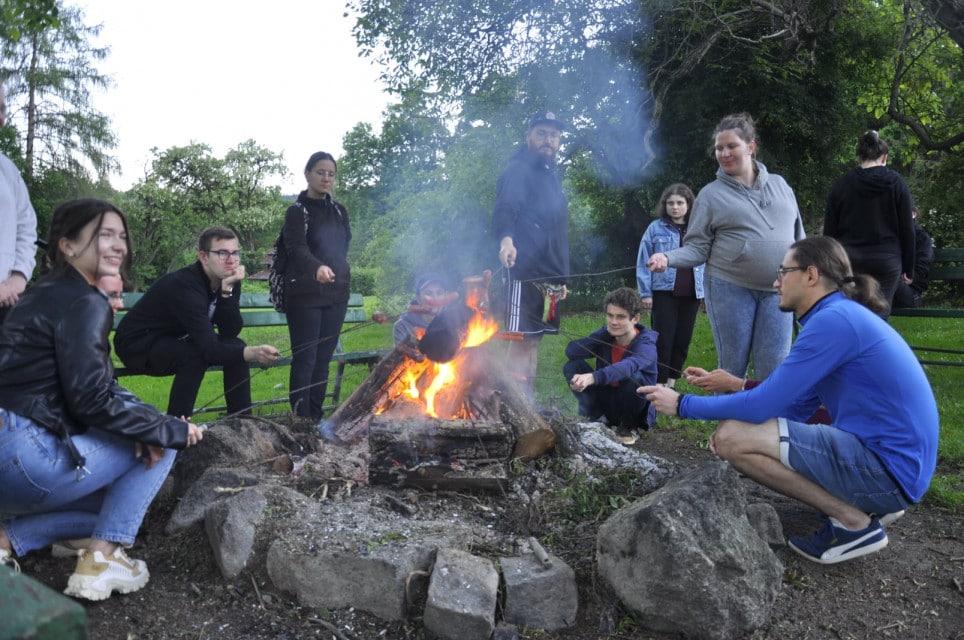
603, 287, 644, 318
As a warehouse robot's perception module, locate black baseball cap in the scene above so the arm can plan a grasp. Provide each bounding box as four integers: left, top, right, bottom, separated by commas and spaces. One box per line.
527, 111, 565, 131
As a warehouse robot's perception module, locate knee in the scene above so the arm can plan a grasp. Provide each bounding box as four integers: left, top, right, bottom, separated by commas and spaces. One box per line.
711, 419, 745, 460
563, 359, 590, 378
174, 356, 207, 376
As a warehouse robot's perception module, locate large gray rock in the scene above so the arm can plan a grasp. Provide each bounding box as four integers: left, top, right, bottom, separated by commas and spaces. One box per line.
423, 548, 499, 640
265, 500, 485, 622
500, 551, 578, 631
596, 461, 783, 640
204, 486, 268, 579
267, 537, 435, 621
166, 467, 261, 534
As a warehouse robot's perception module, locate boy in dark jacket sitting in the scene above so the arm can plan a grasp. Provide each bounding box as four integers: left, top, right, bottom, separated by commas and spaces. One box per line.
564, 287, 658, 444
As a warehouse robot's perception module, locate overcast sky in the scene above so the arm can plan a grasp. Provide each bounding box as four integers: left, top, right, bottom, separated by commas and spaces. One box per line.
80, 0, 390, 193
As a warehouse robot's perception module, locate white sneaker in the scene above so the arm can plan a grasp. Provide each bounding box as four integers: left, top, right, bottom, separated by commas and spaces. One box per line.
0, 547, 19, 573
63, 548, 149, 601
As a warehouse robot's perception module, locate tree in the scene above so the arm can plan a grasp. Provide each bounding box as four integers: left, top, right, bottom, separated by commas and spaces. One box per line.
0, 0, 59, 42
1, 2, 115, 187
122, 141, 287, 286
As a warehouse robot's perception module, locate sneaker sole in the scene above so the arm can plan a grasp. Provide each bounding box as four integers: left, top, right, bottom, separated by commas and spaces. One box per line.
63, 564, 150, 601
788, 534, 888, 565
879, 510, 905, 527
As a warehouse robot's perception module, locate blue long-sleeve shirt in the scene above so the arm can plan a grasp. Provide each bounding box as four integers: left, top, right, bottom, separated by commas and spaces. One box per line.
679, 292, 938, 502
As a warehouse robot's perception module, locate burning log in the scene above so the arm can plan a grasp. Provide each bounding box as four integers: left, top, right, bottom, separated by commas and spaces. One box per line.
324, 347, 555, 463
418, 270, 496, 364
369, 417, 512, 491
418, 303, 477, 363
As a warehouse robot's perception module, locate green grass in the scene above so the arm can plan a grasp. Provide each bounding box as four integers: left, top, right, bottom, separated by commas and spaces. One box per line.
116, 299, 963, 510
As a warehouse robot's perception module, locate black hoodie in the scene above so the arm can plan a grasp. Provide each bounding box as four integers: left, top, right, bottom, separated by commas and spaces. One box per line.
823, 165, 915, 276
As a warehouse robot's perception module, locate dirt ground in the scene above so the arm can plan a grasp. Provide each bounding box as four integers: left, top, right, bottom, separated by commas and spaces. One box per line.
17, 424, 964, 640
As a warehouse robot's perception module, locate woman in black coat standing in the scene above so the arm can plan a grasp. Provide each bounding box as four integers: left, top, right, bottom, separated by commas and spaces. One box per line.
823, 131, 915, 318
282, 152, 351, 419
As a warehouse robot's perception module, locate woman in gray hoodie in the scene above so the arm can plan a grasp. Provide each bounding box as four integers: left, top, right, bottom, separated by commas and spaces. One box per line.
647, 113, 805, 380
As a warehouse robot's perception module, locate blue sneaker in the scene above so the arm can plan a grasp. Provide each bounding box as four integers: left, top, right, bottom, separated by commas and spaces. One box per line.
788, 518, 888, 564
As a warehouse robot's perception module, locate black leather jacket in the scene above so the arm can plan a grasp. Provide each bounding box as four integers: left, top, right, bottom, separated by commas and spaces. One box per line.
0, 267, 188, 469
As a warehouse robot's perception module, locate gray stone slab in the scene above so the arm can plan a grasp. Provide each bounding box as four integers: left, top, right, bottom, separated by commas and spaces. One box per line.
423, 548, 499, 640
500, 552, 578, 631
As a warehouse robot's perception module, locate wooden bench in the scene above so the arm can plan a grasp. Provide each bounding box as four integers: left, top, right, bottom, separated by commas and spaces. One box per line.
889, 247, 964, 367
890, 247, 964, 319
111, 292, 389, 415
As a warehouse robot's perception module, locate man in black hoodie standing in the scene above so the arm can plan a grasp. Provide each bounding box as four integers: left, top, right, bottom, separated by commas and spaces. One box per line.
115, 227, 279, 418
492, 112, 570, 398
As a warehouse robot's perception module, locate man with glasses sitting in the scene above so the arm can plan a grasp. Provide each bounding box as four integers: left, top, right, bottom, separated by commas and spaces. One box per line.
639, 236, 938, 565
115, 226, 279, 418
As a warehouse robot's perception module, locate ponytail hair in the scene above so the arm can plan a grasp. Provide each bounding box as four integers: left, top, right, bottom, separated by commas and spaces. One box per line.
789, 237, 889, 315
856, 130, 889, 163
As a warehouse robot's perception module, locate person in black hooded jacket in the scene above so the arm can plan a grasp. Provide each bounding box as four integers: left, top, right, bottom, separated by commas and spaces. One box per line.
281, 151, 352, 419
492, 112, 570, 398
0, 198, 203, 601
823, 130, 915, 318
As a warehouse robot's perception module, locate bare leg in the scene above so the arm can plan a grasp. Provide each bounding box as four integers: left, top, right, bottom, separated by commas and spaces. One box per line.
506, 335, 541, 399
712, 419, 872, 530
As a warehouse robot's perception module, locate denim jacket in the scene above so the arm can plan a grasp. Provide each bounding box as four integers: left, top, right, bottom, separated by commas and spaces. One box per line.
636, 218, 705, 299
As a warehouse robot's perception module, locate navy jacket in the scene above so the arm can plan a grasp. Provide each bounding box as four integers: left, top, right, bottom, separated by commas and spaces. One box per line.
283, 191, 351, 308
492, 146, 569, 284
565, 324, 658, 386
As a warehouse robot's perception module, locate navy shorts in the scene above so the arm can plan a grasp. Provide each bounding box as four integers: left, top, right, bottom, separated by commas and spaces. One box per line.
778, 418, 911, 515
503, 279, 561, 335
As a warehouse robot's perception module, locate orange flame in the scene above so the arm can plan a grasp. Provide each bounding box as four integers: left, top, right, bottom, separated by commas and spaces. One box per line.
386, 290, 498, 419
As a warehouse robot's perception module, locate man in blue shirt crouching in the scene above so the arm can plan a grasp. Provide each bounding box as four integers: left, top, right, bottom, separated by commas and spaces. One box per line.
640, 236, 938, 564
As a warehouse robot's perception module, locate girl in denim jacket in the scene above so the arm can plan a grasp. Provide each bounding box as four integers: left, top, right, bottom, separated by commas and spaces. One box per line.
636, 184, 705, 388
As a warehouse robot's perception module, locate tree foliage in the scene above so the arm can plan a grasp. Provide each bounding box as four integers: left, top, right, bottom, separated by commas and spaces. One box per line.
0, 0, 59, 42
121, 141, 287, 287
1, 3, 115, 186
343, 0, 964, 284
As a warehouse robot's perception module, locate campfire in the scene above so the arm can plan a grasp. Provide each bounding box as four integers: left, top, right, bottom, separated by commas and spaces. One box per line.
322, 273, 555, 490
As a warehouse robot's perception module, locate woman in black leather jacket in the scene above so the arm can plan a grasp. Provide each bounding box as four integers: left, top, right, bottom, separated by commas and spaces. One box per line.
0, 198, 203, 601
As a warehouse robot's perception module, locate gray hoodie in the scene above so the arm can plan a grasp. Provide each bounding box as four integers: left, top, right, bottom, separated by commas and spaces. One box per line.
666, 161, 805, 291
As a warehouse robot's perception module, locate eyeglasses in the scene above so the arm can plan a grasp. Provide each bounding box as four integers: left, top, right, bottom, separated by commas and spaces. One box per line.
106, 292, 124, 300
207, 249, 243, 262
776, 266, 805, 281
313, 170, 337, 178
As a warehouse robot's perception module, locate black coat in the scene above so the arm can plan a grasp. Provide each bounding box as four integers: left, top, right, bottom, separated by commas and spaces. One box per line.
0, 267, 188, 467
114, 261, 246, 370
282, 191, 352, 308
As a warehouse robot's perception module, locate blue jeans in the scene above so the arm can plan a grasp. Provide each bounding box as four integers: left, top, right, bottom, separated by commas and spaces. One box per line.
703, 275, 792, 379
0, 409, 176, 555
779, 418, 911, 515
